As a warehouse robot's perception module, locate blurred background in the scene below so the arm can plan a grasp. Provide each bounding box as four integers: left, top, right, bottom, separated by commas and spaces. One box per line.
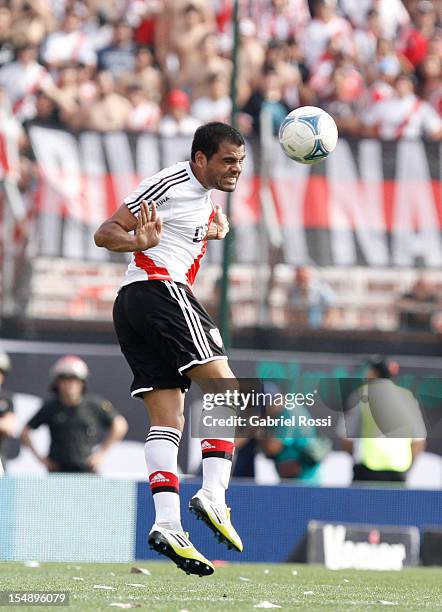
1, 0, 442, 568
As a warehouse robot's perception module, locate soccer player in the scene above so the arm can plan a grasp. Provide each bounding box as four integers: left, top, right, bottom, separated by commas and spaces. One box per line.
94, 122, 245, 577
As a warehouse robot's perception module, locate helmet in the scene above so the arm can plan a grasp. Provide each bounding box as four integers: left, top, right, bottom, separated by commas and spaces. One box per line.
50, 355, 89, 384
0, 350, 11, 374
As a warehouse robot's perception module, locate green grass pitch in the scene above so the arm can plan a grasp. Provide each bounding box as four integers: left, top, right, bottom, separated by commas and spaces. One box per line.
0, 562, 441, 611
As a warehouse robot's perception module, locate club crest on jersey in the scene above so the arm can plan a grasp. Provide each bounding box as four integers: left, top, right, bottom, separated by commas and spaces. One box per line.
209, 328, 223, 348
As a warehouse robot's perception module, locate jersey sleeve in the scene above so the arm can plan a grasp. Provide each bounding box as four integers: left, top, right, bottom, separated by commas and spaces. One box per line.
124, 176, 160, 216
27, 402, 51, 429
124, 165, 188, 219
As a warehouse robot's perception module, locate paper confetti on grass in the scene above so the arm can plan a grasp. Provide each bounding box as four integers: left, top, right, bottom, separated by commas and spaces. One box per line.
93, 585, 116, 590
130, 567, 151, 575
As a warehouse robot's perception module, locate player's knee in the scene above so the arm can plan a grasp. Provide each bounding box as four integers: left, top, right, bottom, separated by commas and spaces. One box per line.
188, 361, 239, 397
149, 412, 185, 431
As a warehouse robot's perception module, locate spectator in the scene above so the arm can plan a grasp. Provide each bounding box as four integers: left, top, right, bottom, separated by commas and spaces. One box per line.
87, 70, 132, 132
397, 275, 440, 331
130, 0, 164, 47
337, 356, 426, 483
287, 266, 336, 329
400, 0, 438, 70
354, 8, 382, 67
97, 21, 136, 78
126, 84, 161, 132
237, 19, 266, 103
158, 88, 200, 136
0, 43, 54, 121
0, 86, 25, 181
339, 0, 410, 40
364, 72, 442, 139
171, 2, 214, 78
239, 67, 290, 138
367, 44, 402, 103
177, 32, 232, 99
416, 53, 442, 103
160, 0, 215, 76
50, 66, 85, 129
261, 384, 331, 484
21, 356, 128, 473
322, 66, 364, 136
0, 7, 15, 68
0, 350, 16, 475
309, 38, 362, 100
264, 39, 303, 104
9, 0, 54, 48
126, 46, 163, 102
77, 63, 98, 106
22, 90, 63, 131
191, 73, 231, 123
253, 0, 310, 44
301, 0, 354, 69
41, 11, 96, 70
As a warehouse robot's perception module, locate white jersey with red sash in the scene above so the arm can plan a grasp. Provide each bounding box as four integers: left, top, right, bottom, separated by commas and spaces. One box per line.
121, 161, 215, 289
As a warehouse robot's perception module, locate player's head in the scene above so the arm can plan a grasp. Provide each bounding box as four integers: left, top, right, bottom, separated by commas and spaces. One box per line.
191, 122, 245, 192
366, 355, 399, 380
0, 349, 11, 386
50, 355, 89, 403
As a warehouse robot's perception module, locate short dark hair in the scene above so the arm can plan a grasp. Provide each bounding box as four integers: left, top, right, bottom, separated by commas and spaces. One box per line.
367, 355, 396, 379
191, 122, 245, 161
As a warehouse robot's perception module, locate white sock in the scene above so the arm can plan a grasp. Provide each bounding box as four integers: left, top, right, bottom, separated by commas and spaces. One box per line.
200, 438, 235, 505
145, 426, 182, 532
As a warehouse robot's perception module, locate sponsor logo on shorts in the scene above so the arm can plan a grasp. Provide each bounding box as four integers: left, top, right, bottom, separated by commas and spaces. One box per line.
209, 328, 223, 348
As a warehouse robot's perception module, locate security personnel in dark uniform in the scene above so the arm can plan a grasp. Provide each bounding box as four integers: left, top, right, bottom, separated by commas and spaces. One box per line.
21, 356, 128, 473
0, 350, 16, 475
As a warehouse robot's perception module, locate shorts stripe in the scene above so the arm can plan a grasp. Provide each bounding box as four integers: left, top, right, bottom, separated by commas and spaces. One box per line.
178, 285, 213, 358
178, 355, 228, 373
131, 386, 153, 397
164, 281, 210, 360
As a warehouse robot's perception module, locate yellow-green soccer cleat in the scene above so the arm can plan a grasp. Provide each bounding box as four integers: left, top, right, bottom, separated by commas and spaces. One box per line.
148, 525, 214, 576
189, 491, 243, 552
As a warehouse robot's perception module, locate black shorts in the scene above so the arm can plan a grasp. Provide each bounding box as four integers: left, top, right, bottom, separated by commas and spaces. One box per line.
113, 280, 227, 398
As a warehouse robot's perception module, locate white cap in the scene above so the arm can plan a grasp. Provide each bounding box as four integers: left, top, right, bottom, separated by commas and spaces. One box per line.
50, 355, 89, 382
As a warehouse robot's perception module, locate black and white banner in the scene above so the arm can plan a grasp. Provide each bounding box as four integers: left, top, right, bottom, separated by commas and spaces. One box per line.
26, 127, 442, 268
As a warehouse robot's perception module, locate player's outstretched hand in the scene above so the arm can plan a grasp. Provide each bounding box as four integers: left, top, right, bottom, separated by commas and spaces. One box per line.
134, 200, 163, 250
209, 205, 229, 240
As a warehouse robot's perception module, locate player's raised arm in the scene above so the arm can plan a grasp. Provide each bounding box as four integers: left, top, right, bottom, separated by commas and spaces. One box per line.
94, 200, 163, 252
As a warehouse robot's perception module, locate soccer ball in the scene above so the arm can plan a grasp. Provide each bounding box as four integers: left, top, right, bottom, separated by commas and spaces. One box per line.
278, 106, 338, 164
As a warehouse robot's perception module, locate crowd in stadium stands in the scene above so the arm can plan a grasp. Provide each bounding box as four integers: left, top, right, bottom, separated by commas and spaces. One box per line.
0, 0, 442, 142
